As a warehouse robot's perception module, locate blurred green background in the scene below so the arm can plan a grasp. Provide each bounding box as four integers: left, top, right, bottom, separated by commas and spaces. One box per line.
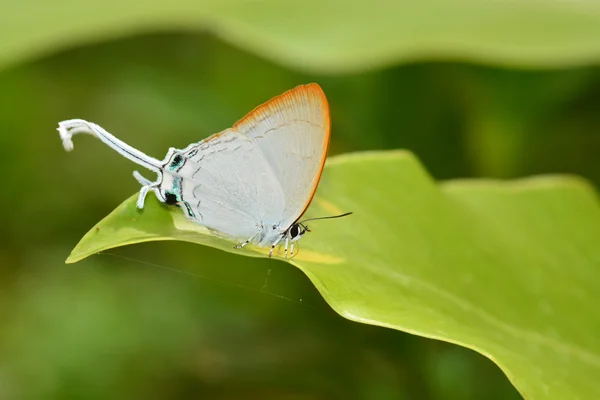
1, 9, 600, 399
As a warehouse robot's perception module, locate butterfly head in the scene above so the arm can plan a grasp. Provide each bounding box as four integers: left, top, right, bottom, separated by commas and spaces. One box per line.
287, 212, 352, 242
287, 222, 310, 242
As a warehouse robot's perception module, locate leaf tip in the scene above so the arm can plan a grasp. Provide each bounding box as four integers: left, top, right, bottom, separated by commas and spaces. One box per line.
65, 250, 86, 264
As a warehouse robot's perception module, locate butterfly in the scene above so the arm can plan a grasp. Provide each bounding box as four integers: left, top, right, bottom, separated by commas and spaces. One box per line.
58, 83, 350, 258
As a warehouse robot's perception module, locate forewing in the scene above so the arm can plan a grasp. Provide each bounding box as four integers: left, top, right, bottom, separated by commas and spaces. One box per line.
232, 83, 330, 228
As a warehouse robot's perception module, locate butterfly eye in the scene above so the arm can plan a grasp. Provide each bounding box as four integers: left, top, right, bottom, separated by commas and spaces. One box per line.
164, 192, 178, 205
289, 224, 303, 239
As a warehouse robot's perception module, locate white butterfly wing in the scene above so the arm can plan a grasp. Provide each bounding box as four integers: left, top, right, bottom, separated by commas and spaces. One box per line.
231, 83, 330, 229
177, 131, 285, 242
57, 84, 329, 247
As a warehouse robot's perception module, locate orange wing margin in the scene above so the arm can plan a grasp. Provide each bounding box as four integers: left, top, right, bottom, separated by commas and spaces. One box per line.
232, 83, 331, 222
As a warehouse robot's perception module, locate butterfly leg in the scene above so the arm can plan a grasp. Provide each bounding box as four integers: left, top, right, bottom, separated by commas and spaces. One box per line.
268, 236, 284, 258
235, 231, 259, 249
283, 237, 290, 259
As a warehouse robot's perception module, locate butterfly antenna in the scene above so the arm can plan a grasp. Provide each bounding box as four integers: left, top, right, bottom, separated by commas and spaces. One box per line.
299, 212, 353, 225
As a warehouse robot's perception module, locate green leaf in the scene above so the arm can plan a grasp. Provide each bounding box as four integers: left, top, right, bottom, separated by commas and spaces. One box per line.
68, 150, 600, 399
3, 1, 600, 73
